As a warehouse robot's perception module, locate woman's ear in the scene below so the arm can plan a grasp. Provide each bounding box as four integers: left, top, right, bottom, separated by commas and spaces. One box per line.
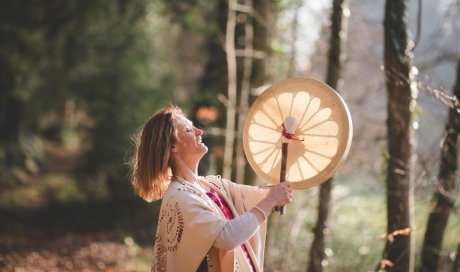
171, 146, 177, 153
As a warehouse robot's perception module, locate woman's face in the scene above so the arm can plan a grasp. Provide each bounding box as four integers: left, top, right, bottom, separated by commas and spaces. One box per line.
173, 115, 208, 162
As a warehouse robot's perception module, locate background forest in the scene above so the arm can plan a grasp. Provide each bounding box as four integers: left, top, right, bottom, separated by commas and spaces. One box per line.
0, 0, 459, 271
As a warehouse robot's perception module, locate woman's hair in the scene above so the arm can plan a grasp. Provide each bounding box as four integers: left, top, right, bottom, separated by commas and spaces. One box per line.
130, 106, 183, 202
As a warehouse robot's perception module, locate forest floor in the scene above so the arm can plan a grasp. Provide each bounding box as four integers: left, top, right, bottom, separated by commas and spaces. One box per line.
0, 232, 151, 271
0, 140, 152, 272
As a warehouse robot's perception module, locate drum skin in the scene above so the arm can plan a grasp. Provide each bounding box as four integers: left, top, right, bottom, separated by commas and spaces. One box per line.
243, 77, 353, 190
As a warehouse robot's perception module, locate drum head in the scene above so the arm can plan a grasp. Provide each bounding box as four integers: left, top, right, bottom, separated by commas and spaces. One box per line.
243, 77, 353, 190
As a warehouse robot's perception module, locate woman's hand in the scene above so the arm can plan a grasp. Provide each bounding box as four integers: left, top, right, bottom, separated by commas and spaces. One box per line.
266, 182, 293, 207
252, 182, 293, 221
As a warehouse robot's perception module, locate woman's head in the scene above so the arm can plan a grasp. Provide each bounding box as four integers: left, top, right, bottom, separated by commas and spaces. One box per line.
131, 106, 183, 202
172, 114, 208, 164
130, 105, 208, 202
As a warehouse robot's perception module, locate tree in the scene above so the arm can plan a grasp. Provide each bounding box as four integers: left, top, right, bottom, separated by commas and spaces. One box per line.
73, 0, 175, 202
0, 0, 173, 201
453, 243, 460, 272
0, 0, 108, 182
223, 0, 273, 182
235, 0, 273, 185
235, 0, 255, 184
307, 0, 349, 271
378, 0, 416, 271
420, 59, 460, 272
223, 0, 238, 180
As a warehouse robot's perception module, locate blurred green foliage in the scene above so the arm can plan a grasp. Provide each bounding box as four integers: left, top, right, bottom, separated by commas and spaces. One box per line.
0, 0, 177, 243
0, 0, 175, 188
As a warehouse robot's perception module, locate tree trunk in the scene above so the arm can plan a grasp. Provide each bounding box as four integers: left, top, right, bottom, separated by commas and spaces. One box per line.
0, 56, 24, 172
235, 0, 254, 184
234, 0, 272, 185
251, 0, 271, 87
223, 0, 238, 180
420, 59, 460, 272
287, 0, 301, 77
453, 243, 460, 272
380, 0, 416, 271
308, 178, 332, 272
307, 0, 348, 271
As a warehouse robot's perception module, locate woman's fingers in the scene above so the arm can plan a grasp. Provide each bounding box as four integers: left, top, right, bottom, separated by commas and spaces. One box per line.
268, 181, 293, 206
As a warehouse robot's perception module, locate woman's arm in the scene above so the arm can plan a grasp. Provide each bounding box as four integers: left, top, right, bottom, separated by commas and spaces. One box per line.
213, 211, 260, 250
213, 182, 292, 250
253, 181, 292, 217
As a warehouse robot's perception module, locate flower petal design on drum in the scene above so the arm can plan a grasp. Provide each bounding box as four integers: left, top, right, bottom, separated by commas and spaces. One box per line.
243, 78, 352, 190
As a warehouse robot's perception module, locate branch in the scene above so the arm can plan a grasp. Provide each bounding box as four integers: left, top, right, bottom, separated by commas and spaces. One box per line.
235, 49, 266, 59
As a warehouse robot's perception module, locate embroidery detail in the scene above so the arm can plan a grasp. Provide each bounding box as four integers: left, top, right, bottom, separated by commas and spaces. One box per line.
206, 176, 223, 191
175, 178, 221, 213
208, 180, 222, 191
207, 254, 214, 269
158, 200, 184, 254
234, 260, 241, 272
151, 235, 167, 272
177, 186, 203, 197
174, 177, 206, 198
162, 202, 184, 252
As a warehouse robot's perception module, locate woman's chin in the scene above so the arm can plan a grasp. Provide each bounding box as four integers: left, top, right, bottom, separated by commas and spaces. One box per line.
198, 143, 208, 151
201, 145, 209, 154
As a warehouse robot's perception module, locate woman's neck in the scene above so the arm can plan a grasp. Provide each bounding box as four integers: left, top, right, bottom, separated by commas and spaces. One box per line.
174, 166, 212, 193
176, 170, 198, 183
175, 160, 199, 182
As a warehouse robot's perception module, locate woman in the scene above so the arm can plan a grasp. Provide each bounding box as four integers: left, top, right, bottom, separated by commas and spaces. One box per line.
131, 106, 292, 272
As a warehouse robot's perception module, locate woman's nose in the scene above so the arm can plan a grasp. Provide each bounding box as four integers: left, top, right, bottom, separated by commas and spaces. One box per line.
195, 127, 203, 135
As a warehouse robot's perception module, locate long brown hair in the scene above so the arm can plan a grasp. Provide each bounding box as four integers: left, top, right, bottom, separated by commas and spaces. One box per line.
130, 106, 183, 202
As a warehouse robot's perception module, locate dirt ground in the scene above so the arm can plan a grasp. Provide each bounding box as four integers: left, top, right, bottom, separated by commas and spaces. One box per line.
0, 232, 152, 272
0, 140, 156, 272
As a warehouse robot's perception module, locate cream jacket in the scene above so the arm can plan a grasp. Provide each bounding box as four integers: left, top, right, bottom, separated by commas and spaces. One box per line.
151, 175, 269, 272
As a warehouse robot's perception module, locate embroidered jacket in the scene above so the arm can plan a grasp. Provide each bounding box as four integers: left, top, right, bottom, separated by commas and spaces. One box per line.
152, 175, 269, 272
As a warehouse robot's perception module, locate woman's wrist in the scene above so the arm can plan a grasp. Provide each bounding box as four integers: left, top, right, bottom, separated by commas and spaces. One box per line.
251, 206, 268, 222
255, 196, 277, 217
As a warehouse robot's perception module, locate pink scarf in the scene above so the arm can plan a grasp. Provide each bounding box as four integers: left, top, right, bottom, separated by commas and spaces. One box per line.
206, 189, 256, 272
